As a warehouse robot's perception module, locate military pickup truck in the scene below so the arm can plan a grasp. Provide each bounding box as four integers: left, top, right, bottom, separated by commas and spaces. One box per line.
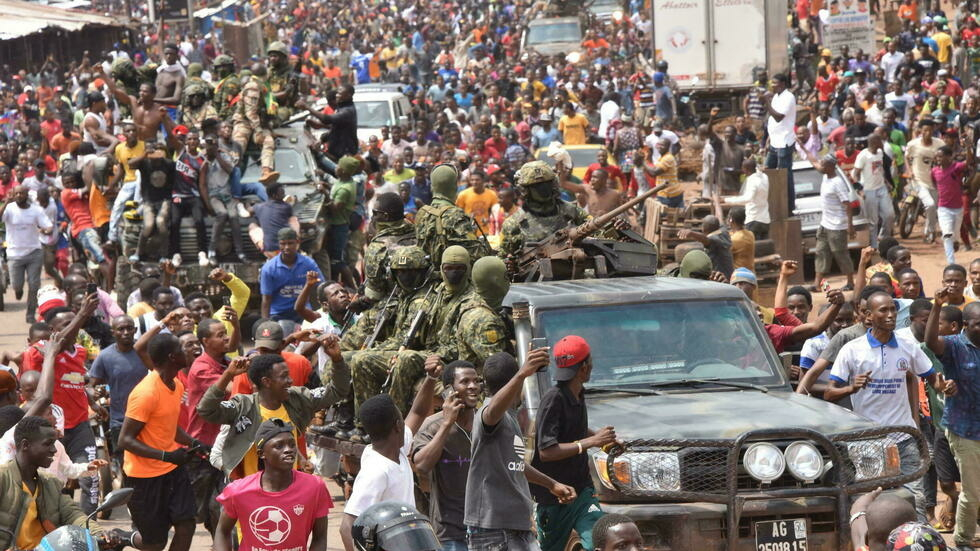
115, 123, 328, 306
506, 276, 928, 551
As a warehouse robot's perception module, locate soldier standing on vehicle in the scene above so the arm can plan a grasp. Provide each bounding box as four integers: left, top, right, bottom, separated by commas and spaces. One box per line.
212, 55, 240, 120
414, 164, 489, 263
180, 82, 217, 132
231, 62, 279, 186
531, 335, 617, 551
497, 161, 589, 260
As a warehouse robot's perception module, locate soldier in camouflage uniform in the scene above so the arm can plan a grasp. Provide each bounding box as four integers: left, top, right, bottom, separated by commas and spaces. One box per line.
498, 160, 589, 259
180, 81, 218, 131
422, 248, 511, 365
231, 62, 279, 185
212, 55, 241, 120
267, 41, 299, 124
414, 164, 491, 264
349, 245, 435, 416
363, 192, 416, 301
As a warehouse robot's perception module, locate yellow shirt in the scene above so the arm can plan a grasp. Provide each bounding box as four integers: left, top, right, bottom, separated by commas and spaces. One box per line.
731, 229, 756, 271
932, 32, 952, 63
558, 114, 589, 145
17, 482, 45, 550
655, 152, 682, 197
114, 141, 146, 183
241, 404, 298, 476
127, 302, 154, 319
455, 187, 499, 235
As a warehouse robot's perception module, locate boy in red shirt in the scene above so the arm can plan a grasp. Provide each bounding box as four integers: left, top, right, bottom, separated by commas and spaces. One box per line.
214, 419, 332, 551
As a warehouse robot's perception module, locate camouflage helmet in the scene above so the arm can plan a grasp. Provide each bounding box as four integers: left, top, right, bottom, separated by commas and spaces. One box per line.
267, 41, 289, 57
515, 160, 557, 187
389, 245, 429, 271
185, 81, 208, 97
213, 54, 235, 67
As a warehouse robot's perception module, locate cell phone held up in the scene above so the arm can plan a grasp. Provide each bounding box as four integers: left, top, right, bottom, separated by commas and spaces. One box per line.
528, 338, 550, 372
86, 282, 98, 296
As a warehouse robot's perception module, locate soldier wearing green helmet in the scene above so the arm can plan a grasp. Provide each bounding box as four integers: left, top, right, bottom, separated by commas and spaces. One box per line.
414, 163, 491, 264
180, 80, 217, 130
497, 160, 589, 259
348, 245, 437, 425
212, 54, 241, 120
267, 41, 299, 122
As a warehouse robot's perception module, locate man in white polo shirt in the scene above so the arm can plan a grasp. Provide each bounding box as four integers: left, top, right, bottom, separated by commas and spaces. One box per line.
764, 73, 797, 213
826, 290, 956, 522
0, 185, 53, 323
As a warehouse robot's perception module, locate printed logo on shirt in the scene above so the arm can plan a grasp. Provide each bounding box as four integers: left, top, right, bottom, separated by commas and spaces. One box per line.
292, 504, 305, 516
248, 505, 291, 545
508, 435, 526, 472
896, 358, 910, 372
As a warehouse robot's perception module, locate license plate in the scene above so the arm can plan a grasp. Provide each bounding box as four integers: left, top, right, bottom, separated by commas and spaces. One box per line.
798, 212, 820, 226
755, 519, 807, 551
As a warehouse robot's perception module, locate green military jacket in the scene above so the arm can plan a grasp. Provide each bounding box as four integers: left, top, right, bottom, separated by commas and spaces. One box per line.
0, 460, 103, 550
498, 199, 588, 258
414, 196, 490, 263
196, 360, 351, 476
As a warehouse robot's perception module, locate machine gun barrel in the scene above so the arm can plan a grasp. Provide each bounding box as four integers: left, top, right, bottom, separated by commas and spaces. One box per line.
567, 185, 661, 241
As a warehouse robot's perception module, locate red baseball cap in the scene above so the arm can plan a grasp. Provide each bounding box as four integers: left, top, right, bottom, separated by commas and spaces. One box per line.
553, 335, 590, 380
173, 125, 190, 136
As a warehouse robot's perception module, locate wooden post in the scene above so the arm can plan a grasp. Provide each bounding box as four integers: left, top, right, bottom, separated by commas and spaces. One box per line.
764, 168, 805, 285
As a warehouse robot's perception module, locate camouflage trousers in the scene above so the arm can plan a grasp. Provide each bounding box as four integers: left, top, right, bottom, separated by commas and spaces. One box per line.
350, 349, 426, 414
231, 121, 275, 169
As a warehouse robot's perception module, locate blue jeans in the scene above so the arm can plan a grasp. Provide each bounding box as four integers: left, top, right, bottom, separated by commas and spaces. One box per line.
109, 179, 141, 241
440, 540, 467, 551
864, 185, 895, 250
230, 167, 269, 201
327, 222, 351, 271
766, 145, 796, 213
466, 527, 540, 551
899, 436, 926, 523
76, 227, 105, 263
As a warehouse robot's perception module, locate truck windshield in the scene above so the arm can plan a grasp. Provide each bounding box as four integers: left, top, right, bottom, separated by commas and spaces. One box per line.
536, 300, 782, 387
355, 100, 393, 127
527, 22, 581, 44
242, 148, 310, 185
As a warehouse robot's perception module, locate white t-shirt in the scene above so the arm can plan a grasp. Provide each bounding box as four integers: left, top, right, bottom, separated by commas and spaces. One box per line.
817, 117, 842, 143
854, 148, 886, 191
800, 332, 831, 384
767, 90, 797, 148
880, 51, 905, 82
820, 175, 852, 231
644, 129, 679, 161
885, 92, 916, 127
830, 331, 935, 431
345, 426, 415, 516
2, 203, 53, 258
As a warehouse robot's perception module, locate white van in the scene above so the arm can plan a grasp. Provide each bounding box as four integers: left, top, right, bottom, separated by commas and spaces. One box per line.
352, 84, 413, 143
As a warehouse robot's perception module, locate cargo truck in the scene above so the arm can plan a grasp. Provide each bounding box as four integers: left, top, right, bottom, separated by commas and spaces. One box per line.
651, 0, 790, 115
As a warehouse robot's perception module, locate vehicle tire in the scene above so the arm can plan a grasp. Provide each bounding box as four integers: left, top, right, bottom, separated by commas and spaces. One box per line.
96, 446, 113, 520
898, 200, 919, 238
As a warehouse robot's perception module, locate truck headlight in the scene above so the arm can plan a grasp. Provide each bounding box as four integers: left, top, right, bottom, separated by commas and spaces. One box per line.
784, 441, 824, 482
592, 451, 680, 491
743, 443, 785, 482
846, 439, 901, 481
612, 9, 623, 20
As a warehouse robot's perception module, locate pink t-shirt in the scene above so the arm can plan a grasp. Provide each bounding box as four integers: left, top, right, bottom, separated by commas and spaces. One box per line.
932, 160, 966, 209
217, 471, 333, 551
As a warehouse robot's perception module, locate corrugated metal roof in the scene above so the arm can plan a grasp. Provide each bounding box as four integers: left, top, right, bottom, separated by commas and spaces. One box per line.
0, 0, 122, 40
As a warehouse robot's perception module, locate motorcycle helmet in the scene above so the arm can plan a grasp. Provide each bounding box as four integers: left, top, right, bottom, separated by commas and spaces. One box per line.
38, 525, 98, 551
352, 502, 440, 551
656, 59, 669, 72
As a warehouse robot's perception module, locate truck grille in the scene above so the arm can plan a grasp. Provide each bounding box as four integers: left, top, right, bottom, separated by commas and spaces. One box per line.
677, 443, 834, 494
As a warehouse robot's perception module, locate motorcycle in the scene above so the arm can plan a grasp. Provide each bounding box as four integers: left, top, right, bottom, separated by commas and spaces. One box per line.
37, 488, 133, 551
898, 187, 924, 239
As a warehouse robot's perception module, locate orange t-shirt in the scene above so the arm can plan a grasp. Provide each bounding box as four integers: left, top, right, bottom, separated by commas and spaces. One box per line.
897, 2, 917, 20
229, 351, 313, 395
123, 370, 183, 478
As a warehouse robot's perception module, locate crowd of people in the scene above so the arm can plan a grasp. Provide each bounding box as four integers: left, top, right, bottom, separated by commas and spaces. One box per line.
0, 0, 978, 547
